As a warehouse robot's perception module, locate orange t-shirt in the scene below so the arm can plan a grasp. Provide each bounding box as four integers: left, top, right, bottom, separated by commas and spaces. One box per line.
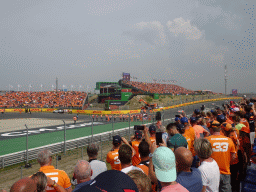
229, 131, 239, 165
136, 164, 149, 175
39, 165, 71, 192
193, 125, 206, 139
206, 135, 236, 175
132, 140, 141, 166
106, 149, 121, 171
184, 127, 196, 156
150, 136, 156, 145
226, 119, 234, 125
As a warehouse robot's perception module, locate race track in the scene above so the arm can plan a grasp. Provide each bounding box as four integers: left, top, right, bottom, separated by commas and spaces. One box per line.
0, 100, 234, 156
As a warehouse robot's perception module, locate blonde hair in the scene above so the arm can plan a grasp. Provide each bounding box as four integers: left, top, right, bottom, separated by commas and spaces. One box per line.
127, 170, 151, 192
194, 138, 212, 159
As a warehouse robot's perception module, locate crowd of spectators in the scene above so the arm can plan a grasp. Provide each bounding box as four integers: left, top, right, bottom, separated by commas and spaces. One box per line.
123, 81, 195, 95
0, 91, 87, 109
3, 97, 256, 192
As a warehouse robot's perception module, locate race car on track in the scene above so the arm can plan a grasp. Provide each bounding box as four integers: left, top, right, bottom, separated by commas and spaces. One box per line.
53, 109, 64, 113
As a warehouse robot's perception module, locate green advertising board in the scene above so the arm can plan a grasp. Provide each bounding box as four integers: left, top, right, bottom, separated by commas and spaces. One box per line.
121, 92, 132, 101
154, 93, 159, 99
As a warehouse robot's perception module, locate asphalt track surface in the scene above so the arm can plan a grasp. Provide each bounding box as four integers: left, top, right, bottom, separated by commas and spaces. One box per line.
0, 100, 236, 156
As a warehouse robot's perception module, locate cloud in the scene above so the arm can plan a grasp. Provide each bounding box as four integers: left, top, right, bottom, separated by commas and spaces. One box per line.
216, 12, 242, 30
86, 0, 137, 16
166, 17, 202, 40
123, 21, 166, 45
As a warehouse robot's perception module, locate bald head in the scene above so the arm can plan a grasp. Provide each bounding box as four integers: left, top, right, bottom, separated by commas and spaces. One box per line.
175, 147, 193, 172
74, 160, 92, 184
10, 177, 37, 192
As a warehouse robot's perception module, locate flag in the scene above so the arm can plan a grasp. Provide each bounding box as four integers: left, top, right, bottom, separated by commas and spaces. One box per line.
63, 85, 66, 88
29, 84, 32, 88
52, 85, 54, 88
71, 85, 73, 88
79, 85, 82, 88
41, 84, 43, 88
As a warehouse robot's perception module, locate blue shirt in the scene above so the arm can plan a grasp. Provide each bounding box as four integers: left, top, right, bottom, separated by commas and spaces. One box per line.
73, 180, 93, 191
176, 168, 203, 192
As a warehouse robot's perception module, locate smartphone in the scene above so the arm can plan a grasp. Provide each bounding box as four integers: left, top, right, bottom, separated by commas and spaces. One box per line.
134, 125, 144, 130
156, 132, 163, 145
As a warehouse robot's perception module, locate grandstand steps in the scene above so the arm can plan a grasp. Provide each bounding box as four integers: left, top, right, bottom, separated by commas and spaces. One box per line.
119, 80, 154, 96
125, 95, 155, 110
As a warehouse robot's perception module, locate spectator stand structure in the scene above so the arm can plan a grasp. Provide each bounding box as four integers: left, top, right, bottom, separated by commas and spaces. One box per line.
0, 91, 87, 110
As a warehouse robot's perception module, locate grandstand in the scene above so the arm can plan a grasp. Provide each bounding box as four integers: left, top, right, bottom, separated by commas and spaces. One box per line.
0, 91, 87, 109
121, 80, 195, 95
95, 78, 215, 110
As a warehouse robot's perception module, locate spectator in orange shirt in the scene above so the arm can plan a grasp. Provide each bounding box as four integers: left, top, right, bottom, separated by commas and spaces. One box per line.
130, 130, 143, 166
179, 124, 195, 155
119, 144, 143, 174
73, 116, 77, 124
149, 125, 156, 145
136, 141, 150, 175
238, 111, 250, 129
206, 121, 236, 192
37, 149, 72, 192
221, 122, 240, 192
106, 135, 122, 171
190, 117, 209, 139
238, 126, 252, 183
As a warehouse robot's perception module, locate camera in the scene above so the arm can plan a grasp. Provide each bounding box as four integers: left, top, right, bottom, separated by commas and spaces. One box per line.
134, 125, 144, 130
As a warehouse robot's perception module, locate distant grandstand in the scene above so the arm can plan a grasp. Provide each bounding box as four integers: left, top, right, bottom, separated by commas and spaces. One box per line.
0, 91, 88, 109
95, 75, 213, 110
121, 80, 195, 95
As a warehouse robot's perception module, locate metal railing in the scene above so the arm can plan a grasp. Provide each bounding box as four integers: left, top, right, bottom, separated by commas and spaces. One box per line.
0, 118, 141, 169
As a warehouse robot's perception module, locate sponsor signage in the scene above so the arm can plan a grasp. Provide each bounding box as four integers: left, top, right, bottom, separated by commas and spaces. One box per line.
232, 89, 238, 96
123, 73, 130, 81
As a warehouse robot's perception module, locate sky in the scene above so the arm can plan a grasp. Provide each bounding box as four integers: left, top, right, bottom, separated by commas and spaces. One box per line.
0, 0, 255, 93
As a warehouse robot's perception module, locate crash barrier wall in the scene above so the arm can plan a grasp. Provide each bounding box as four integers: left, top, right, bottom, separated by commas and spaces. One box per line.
0, 97, 241, 114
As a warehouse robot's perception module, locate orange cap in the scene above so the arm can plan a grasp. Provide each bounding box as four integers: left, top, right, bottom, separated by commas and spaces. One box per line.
210, 120, 221, 128
221, 122, 232, 131
241, 126, 250, 134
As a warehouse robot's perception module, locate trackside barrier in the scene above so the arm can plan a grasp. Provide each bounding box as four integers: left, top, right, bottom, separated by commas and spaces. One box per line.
1, 97, 241, 114
72, 97, 242, 114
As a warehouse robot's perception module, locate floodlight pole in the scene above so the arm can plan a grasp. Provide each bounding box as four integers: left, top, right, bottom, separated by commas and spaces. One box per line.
224, 65, 227, 95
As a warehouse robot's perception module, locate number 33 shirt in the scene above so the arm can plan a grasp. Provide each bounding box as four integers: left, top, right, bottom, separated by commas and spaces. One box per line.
206, 135, 236, 175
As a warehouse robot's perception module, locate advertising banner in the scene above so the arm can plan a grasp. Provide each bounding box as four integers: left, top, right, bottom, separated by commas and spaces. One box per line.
30, 108, 41, 112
